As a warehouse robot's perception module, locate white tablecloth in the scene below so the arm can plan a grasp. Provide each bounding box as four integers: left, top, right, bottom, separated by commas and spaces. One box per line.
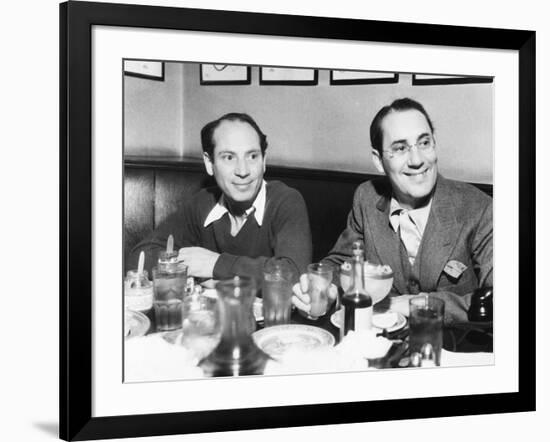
124, 332, 494, 382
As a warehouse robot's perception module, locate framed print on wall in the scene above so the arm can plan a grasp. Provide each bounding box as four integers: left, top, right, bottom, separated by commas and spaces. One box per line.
123, 59, 164, 81
200, 63, 251, 85
330, 70, 399, 85
259, 66, 318, 85
412, 73, 495, 85
60, 1, 535, 440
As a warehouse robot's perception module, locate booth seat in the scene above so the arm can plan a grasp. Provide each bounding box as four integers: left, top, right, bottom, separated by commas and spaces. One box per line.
124, 156, 493, 268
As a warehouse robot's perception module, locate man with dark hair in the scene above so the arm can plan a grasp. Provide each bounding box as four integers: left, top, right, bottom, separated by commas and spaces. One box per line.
128, 112, 312, 284
293, 98, 492, 324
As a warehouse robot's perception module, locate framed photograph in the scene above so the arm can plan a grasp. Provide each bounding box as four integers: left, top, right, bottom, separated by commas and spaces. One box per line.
330, 70, 399, 85
60, 1, 535, 441
200, 63, 251, 85
260, 66, 318, 85
123, 59, 164, 81
412, 73, 495, 85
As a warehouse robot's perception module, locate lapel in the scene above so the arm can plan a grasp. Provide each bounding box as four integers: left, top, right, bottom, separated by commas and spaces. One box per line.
366, 180, 409, 294
417, 176, 461, 290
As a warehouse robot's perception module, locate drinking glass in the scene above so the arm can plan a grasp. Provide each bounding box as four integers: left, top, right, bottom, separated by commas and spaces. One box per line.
181, 289, 221, 361
262, 259, 294, 327
306, 262, 333, 320
409, 295, 445, 366
152, 257, 187, 331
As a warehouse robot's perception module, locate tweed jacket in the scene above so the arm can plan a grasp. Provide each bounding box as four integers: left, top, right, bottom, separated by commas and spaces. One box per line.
324, 175, 493, 323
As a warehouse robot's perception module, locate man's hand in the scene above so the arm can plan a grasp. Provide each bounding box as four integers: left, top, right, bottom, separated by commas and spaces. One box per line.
388, 294, 418, 317
177, 247, 220, 279
292, 273, 338, 314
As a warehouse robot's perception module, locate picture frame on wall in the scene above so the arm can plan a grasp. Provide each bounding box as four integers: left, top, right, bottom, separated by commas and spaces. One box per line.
200, 63, 251, 85
259, 66, 318, 85
60, 1, 535, 441
412, 73, 494, 85
123, 59, 164, 81
330, 70, 399, 85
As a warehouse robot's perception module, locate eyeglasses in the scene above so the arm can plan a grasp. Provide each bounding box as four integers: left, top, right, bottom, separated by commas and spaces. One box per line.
383, 136, 435, 159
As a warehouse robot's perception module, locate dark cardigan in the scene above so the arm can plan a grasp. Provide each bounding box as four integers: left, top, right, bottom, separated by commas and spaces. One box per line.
127, 180, 312, 285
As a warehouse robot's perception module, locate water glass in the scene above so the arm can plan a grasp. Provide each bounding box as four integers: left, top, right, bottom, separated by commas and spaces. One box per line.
181, 290, 221, 361
152, 260, 187, 331
307, 262, 333, 320
262, 259, 294, 327
409, 295, 445, 366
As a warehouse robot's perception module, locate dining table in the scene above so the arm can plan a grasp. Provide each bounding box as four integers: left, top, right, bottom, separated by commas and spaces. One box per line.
124, 289, 494, 382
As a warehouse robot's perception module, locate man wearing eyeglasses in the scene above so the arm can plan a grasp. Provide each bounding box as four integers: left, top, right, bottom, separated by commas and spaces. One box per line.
293, 97, 493, 324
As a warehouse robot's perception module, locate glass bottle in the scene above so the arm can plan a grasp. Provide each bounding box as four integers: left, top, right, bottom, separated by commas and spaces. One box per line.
199, 276, 270, 377
342, 241, 373, 336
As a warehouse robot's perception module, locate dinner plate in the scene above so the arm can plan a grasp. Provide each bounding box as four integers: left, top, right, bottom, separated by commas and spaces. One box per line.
330, 309, 406, 333
252, 324, 335, 359
125, 309, 150, 338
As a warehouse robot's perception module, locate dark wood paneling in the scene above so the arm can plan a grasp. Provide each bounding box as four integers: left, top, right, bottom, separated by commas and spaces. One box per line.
266, 174, 358, 261
154, 170, 209, 226
124, 157, 493, 263
125, 155, 493, 196
124, 169, 155, 257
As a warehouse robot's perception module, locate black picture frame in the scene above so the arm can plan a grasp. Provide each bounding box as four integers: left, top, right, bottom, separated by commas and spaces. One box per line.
200, 64, 251, 85
259, 66, 319, 85
412, 73, 494, 85
60, 1, 536, 441
123, 59, 165, 81
330, 70, 399, 85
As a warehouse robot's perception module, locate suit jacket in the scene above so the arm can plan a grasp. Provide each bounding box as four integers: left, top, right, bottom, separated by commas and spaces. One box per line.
324, 175, 493, 323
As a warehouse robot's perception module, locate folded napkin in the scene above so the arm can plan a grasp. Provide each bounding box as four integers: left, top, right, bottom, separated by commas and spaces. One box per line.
124, 333, 205, 382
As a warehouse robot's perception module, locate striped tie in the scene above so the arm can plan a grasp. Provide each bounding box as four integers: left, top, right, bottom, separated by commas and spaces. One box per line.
398, 210, 421, 265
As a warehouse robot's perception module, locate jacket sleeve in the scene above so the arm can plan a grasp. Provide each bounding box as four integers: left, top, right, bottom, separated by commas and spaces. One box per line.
212, 189, 312, 285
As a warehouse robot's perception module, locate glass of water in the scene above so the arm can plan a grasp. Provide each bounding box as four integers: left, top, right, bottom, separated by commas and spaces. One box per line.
409, 295, 445, 366
181, 287, 221, 362
262, 258, 295, 327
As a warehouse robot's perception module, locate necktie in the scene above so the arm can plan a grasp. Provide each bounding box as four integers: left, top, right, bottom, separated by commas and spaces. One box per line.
398, 210, 421, 265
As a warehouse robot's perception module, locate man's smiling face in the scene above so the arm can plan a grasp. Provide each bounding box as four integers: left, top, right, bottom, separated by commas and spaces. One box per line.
372, 109, 438, 209
203, 120, 266, 206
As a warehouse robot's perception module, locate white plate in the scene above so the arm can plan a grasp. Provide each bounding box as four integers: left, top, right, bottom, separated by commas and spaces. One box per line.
125, 309, 150, 338
330, 309, 406, 333
252, 324, 335, 359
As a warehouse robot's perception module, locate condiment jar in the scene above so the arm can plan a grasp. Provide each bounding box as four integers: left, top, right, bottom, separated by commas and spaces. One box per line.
124, 269, 153, 312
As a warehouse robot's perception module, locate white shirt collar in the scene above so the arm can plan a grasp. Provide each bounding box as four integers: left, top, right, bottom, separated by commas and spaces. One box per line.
203, 180, 267, 228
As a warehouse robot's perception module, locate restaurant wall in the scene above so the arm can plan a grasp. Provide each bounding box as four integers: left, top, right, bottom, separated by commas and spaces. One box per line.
125, 62, 493, 184
124, 62, 185, 156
